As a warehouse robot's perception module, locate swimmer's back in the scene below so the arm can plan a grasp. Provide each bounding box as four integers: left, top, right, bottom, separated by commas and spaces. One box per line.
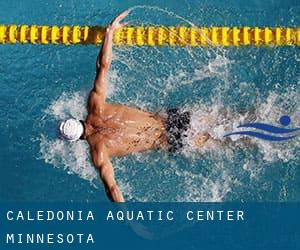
86, 101, 167, 156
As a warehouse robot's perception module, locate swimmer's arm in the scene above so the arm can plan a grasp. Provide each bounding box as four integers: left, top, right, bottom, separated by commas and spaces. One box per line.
94, 11, 129, 99
92, 144, 125, 202
93, 29, 112, 99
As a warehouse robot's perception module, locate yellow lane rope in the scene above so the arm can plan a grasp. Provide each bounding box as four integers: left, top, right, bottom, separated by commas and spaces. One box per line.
0, 25, 299, 46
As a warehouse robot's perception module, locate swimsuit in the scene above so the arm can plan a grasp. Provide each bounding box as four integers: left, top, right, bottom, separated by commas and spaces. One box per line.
166, 108, 191, 153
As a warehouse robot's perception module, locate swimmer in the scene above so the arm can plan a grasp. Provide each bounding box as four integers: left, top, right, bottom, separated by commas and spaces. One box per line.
58, 11, 210, 202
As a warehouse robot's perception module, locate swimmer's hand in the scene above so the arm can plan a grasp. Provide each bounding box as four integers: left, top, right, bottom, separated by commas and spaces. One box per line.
93, 10, 129, 101
107, 10, 129, 33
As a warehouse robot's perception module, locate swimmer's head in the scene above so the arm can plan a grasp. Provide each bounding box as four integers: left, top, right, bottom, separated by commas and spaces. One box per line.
57, 118, 84, 142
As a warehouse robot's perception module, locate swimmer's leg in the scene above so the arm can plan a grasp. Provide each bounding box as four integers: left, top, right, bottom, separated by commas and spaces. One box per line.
192, 132, 211, 147
189, 107, 260, 149
192, 133, 254, 148
189, 114, 217, 147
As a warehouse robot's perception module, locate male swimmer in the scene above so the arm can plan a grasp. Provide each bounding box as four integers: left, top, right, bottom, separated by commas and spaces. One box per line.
58, 11, 210, 202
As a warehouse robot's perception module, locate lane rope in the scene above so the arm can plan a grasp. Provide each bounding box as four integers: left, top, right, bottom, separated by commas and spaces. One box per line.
0, 25, 299, 46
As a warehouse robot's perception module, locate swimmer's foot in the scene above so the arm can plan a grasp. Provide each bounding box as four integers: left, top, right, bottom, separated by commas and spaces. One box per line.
193, 133, 210, 147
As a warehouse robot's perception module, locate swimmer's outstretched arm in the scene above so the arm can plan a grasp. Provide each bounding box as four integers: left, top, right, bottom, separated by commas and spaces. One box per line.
93, 11, 129, 101
92, 143, 125, 202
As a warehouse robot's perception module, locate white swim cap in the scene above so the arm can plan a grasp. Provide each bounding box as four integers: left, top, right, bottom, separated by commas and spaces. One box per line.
58, 118, 84, 142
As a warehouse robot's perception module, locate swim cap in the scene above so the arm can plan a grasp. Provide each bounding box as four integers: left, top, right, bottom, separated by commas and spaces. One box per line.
58, 118, 84, 142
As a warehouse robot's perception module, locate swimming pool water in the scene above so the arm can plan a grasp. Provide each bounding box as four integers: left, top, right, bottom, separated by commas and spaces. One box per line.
0, 0, 299, 202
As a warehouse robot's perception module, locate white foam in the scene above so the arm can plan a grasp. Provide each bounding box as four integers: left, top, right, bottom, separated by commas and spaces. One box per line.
39, 92, 98, 185
253, 90, 300, 162
39, 134, 98, 184
181, 89, 300, 163
45, 92, 87, 120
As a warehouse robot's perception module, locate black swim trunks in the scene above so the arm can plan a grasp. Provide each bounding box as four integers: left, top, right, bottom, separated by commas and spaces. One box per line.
166, 108, 191, 153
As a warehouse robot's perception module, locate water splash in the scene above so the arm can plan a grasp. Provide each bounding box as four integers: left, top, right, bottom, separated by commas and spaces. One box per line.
39, 134, 98, 185
39, 89, 300, 202
38, 6, 300, 202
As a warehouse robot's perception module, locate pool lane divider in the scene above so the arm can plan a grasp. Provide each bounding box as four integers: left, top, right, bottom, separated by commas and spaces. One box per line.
0, 25, 299, 46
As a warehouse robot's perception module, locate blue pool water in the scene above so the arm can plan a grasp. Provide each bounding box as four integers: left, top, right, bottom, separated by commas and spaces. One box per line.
0, 0, 299, 202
